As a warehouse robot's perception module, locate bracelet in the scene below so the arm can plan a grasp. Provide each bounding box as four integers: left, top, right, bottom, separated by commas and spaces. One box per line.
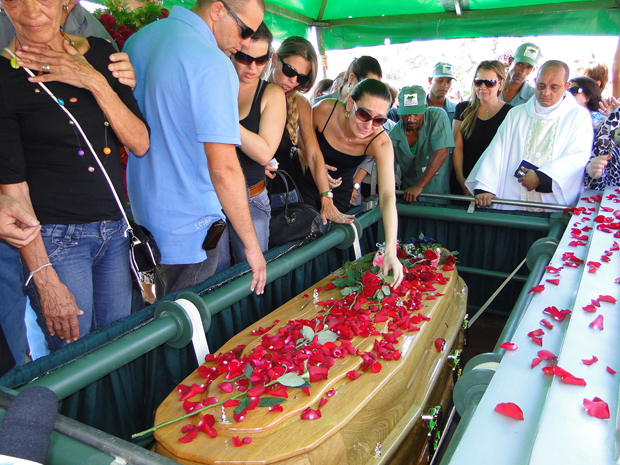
25, 262, 52, 286
353, 182, 361, 191
320, 190, 333, 198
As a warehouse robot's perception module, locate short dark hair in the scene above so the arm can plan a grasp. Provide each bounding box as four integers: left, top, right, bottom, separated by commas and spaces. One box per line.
570, 76, 603, 112
196, 0, 265, 15
251, 22, 272, 44
350, 78, 392, 107
346, 56, 382, 81
539, 60, 570, 83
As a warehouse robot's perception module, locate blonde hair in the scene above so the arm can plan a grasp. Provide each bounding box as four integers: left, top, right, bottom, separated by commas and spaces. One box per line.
461, 60, 505, 140
274, 37, 318, 166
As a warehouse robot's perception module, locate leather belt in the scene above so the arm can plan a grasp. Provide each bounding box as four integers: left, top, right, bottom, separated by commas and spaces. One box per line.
249, 179, 266, 197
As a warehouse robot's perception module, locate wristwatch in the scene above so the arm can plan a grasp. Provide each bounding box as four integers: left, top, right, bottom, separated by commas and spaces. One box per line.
320, 190, 334, 198
353, 182, 361, 191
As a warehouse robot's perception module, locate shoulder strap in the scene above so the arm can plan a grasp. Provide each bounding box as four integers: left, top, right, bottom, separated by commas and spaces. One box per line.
4, 48, 16, 58
363, 129, 385, 156
321, 100, 339, 133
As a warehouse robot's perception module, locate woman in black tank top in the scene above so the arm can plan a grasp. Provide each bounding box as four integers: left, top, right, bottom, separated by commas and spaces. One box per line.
216, 23, 286, 273
268, 37, 353, 225
309, 79, 404, 288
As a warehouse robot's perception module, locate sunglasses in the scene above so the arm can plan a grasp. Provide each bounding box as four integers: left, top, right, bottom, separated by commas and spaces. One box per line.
353, 102, 388, 127
474, 78, 499, 88
278, 55, 310, 87
234, 51, 269, 66
568, 85, 583, 96
220, 0, 254, 40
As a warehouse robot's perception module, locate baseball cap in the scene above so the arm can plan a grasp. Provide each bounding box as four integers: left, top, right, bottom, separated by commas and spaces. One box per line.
431, 62, 456, 79
397, 86, 426, 115
513, 43, 542, 67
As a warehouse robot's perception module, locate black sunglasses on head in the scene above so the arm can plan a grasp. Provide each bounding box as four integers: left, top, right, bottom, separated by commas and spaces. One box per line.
568, 85, 583, 96
278, 55, 310, 87
220, 0, 254, 40
353, 102, 388, 127
234, 51, 270, 66
474, 78, 498, 88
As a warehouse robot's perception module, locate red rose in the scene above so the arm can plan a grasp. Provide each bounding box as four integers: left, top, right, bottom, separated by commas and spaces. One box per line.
396, 247, 407, 259
424, 249, 438, 261
160, 7, 170, 18
98, 13, 116, 28
444, 255, 456, 266
363, 283, 381, 297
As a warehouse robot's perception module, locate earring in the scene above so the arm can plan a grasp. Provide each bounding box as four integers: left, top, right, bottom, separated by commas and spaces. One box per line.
62, 4, 69, 10
344, 110, 350, 118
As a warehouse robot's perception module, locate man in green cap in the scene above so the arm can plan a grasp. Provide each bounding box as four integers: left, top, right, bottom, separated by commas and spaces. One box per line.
501, 42, 543, 106
389, 86, 455, 204
427, 62, 457, 123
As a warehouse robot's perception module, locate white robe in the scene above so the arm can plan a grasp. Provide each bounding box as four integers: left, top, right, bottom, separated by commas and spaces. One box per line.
465, 94, 593, 210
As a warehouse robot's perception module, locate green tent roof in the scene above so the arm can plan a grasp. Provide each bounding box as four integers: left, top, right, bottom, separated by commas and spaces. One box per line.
162, 0, 619, 50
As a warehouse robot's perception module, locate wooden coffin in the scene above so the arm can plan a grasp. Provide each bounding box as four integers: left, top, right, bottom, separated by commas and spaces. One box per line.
154, 265, 468, 465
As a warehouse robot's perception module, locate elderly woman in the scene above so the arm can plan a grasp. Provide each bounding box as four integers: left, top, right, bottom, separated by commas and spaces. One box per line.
0, 0, 149, 351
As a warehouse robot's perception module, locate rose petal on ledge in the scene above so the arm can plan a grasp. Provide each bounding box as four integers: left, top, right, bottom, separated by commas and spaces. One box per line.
612, 241, 620, 251
540, 319, 554, 330
546, 279, 560, 285
531, 357, 542, 368
269, 404, 284, 412
319, 397, 329, 409
232, 435, 243, 447
528, 329, 544, 337
347, 370, 361, 381
542, 363, 555, 375
582, 304, 597, 313
538, 350, 557, 360
607, 366, 617, 375
301, 386, 311, 396
582, 356, 599, 366
243, 437, 252, 444
494, 402, 524, 420
562, 375, 587, 386
178, 429, 198, 443
528, 285, 545, 294
372, 361, 382, 373
218, 382, 233, 393
499, 342, 518, 351
530, 336, 543, 346
545, 266, 563, 273
326, 388, 335, 397
598, 295, 617, 303
300, 407, 322, 420
584, 397, 610, 419
590, 315, 604, 330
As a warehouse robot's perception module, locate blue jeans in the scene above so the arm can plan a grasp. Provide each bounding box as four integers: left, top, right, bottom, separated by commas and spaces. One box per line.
216, 188, 271, 273
0, 240, 28, 365
25, 220, 132, 352
270, 189, 298, 210
156, 245, 220, 299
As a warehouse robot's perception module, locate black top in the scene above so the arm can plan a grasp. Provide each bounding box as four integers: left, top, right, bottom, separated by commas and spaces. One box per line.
454, 101, 512, 178
296, 100, 382, 212
0, 37, 148, 225
237, 79, 267, 188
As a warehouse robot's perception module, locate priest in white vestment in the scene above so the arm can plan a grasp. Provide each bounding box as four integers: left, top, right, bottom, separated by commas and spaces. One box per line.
465, 60, 593, 210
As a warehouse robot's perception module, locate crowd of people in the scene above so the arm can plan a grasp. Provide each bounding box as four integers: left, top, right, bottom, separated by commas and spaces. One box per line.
0, 0, 619, 373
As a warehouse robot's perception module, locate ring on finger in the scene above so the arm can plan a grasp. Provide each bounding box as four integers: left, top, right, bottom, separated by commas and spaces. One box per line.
42, 63, 51, 74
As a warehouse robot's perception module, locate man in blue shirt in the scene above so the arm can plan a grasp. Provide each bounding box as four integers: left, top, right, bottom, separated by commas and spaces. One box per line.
501, 42, 543, 107
125, 0, 266, 297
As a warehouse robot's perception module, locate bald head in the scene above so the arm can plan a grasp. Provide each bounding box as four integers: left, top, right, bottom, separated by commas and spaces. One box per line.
537, 60, 570, 84
535, 60, 570, 108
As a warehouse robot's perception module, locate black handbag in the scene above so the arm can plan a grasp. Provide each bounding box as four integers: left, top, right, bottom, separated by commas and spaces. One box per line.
269, 170, 323, 248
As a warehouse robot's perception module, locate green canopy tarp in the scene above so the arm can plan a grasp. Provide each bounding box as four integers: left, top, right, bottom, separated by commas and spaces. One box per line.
158, 0, 620, 50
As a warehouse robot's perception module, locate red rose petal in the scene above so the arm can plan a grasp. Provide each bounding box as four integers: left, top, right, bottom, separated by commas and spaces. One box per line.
372, 361, 382, 373
546, 279, 560, 285
181, 424, 196, 434
538, 350, 557, 360
203, 424, 218, 438
269, 404, 284, 412
247, 384, 265, 398
243, 436, 252, 444
545, 266, 563, 273
531, 357, 542, 368
300, 407, 322, 420
602, 256, 612, 263
218, 382, 233, 393
542, 363, 555, 375
592, 299, 600, 307
582, 356, 598, 365
527, 329, 544, 337
223, 399, 240, 407
530, 335, 543, 346
540, 319, 554, 330
319, 397, 329, 409
326, 388, 335, 397
301, 386, 311, 396
590, 315, 604, 330
347, 370, 361, 380
584, 397, 610, 419
232, 435, 243, 447
554, 365, 573, 378
565, 262, 580, 268
582, 304, 597, 313
499, 342, 518, 350
598, 295, 617, 303
178, 430, 198, 443
612, 242, 620, 251
528, 285, 545, 293
494, 402, 524, 420
562, 375, 587, 386
435, 338, 446, 352
607, 366, 617, 374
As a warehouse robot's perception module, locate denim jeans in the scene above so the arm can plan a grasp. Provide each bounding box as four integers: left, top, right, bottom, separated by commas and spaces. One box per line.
0, 240, 28, 365
216, 188, 271, 273
156, 245, 220, 299
270, 189, 298, 210
25, 220, 132, 352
